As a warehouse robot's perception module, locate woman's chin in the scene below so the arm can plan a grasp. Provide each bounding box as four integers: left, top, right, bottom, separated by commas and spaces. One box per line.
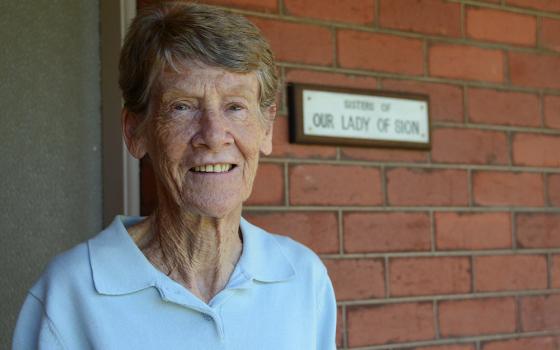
181, 198, 243, 219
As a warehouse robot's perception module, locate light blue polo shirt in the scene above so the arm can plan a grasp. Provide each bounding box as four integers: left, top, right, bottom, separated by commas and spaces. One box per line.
12, 216, 337, 349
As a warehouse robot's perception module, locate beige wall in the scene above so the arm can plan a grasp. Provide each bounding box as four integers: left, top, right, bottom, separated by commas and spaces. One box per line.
0, 1, 102, 347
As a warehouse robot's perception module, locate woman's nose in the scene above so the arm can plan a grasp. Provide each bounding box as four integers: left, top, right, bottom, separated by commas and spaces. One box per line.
191, 109, 234, 150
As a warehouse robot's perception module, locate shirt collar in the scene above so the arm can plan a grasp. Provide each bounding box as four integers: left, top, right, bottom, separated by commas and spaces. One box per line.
88, 216, 160, 295
237, 217, 295, 283
88, 216, 295, 296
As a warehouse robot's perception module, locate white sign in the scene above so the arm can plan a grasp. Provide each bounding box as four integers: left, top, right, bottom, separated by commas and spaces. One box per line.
302, 89, 429, 144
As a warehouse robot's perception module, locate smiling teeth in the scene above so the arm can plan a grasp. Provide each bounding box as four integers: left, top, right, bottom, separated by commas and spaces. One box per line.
193, 164, 232, 173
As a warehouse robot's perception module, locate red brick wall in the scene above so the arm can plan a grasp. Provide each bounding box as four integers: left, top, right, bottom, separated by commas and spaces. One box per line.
139, 0, 560, 349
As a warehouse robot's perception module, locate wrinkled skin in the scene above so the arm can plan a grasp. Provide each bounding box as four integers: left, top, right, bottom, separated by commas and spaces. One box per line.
122, 62, 275, 302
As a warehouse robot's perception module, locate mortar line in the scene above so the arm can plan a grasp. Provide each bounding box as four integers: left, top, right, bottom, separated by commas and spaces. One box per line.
471, 255, 477, 293
536, 14, 543, 49
276, 62, 560, 95
373, 0, 380, 28
445, 0, 560, 19
540, 91, 546, 128
545, 173, 551, 207
384, 256, 390, 298
244, 205, 560, 213
423, 39, 429, 77
511, 211, 517, 250
507, 130, 514, 167
515, 296, 523, 332
463, 82, 470, 124
346, 329, 560, 350
318, 249, 560, 259
278, 66, 287, 115
283, 162, 289, 206
335, 289, 560, 307
381, 165, 388, 206
221, 5, 560, 37
504, 48, 511, 85
468, 169, 474, 207
430, 210, 436, 252
338, 210, 344, 255
331, 27, 338, 68
433, 300, 441, 339
548, 253, 553, 289
461, 2, 466, 39
277, 0, 286, 16
260, 157, 560, 173
475, 340, 482, 350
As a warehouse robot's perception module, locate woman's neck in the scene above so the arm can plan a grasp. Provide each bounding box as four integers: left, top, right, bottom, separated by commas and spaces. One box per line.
129, 205, 243, 304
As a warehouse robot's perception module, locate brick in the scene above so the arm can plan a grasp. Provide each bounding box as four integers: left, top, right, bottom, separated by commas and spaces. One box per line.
513, 133, 560, 167
347, 303, 435, 346
323, 259, 385, 300
435, 212, 512, 250
389, 257, 471, 297
472, 171, 545, 207
544, 95, 560, 129
268, 116, 337, 159
552, 255, 560, 289
466, 7, 536, 46
245, 163, 284, 205
475, 255, 547, 292
338, 30, 423, 75
468, 88, 540, 127
341, 147, 429, 163
382, 79, 464, 123
429, 44, 504, 83
290, 164, 382, 205
344, 212, 431, 253
416, 345, 476, 350
379, 0, 461, 36
250, 17, 332, 66
285, 0, 374, 24
516, 213, 560, 248
439, 297, 517, 337
521, 294, 560, 332
431, 128, 509, 165
506, 0, 560, 13
548, 174, 560, 206
482, 336, 558, 350
541, 18, 560, 51
510, 52, 560, 89
285, 69, 377, 90
387, 168, 469, 206
243, 211, 339, 254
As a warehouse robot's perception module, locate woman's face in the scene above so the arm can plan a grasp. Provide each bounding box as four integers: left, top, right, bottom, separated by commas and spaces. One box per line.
127, 62, 274, 218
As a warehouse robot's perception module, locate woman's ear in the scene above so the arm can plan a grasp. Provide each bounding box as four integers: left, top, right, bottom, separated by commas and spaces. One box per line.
121, 108, 147, 159
259, 104, 276, 156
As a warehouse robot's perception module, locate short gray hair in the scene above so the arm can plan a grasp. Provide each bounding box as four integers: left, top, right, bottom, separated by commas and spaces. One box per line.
119, 2, 278, 116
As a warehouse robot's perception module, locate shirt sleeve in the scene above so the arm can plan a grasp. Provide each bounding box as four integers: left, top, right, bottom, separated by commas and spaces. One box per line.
12, 292, 65, 350
316, 267, 337, 350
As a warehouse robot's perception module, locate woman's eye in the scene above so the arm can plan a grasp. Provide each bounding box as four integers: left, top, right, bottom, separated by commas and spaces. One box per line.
227, 104, 244, 111
173, 103, 192, 111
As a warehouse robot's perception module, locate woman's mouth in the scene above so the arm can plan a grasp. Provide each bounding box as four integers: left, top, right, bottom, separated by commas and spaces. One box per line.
190, 164, 236, 173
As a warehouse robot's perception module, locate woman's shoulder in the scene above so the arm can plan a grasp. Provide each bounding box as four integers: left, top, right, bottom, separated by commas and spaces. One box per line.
240, 218, 327, 276
29, 239, 92, 299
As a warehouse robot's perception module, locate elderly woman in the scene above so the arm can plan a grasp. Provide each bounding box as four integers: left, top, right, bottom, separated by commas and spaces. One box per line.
12, 2, 336, 350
